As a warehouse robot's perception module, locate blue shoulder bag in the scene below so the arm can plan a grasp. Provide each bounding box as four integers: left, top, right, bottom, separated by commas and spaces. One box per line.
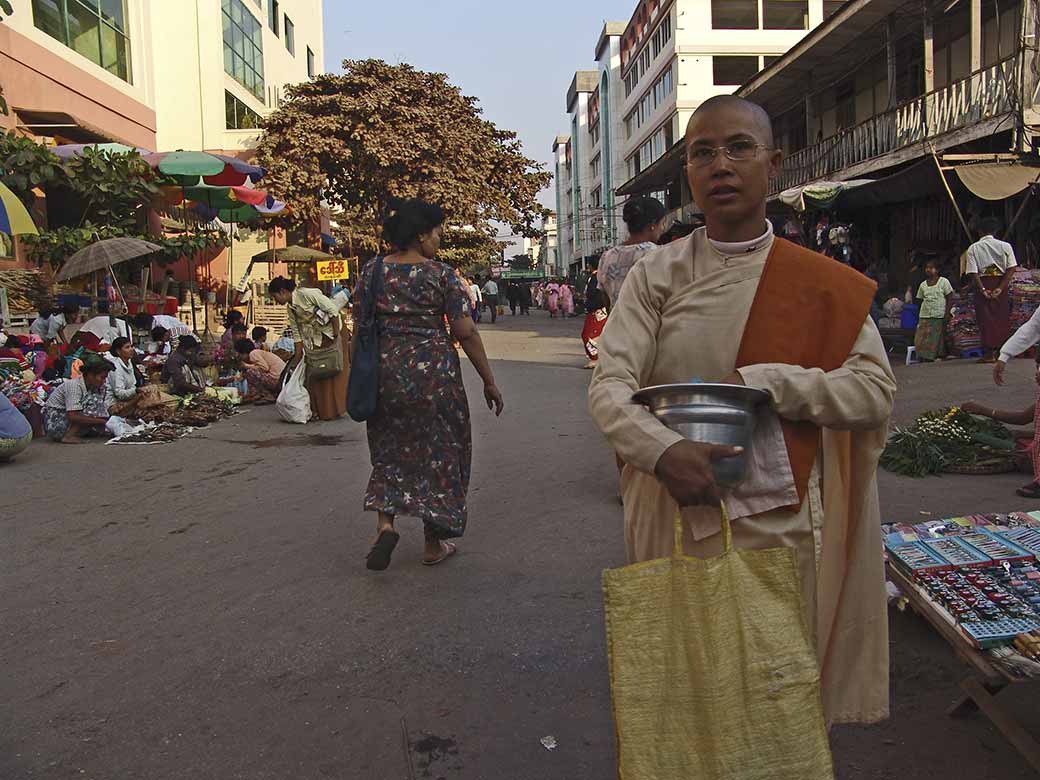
347, 257, 384, 422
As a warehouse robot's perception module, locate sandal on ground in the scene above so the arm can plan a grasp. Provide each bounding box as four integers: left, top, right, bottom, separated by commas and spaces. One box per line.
1016, 483, 1040, 499
422, 541, 458, 567
365, 529, 400, 571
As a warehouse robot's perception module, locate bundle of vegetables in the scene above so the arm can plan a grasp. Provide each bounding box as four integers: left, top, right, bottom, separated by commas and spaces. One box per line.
136, 394, 237, 427
880, 406, 1015, 477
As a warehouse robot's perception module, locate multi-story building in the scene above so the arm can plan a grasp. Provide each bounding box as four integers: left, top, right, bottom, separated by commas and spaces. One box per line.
552, 134, 572, 277
1, 0, 324, 282
563, 70, 598, 276
614, 0, 837, 219
735, 0, 1040, 280
587, 22, 628, 253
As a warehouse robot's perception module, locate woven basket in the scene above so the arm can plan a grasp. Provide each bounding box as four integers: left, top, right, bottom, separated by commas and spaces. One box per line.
943, 460, 1017, 475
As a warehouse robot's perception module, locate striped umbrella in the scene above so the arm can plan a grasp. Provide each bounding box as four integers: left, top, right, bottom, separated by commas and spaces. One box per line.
0, 182, 39, 236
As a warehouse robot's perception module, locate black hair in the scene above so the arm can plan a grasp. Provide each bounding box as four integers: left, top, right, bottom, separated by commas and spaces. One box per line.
269, 276, 297, 295
622, 197, 667, 234
382, 198, 445, 250
924, 258, 940, 270
251, 326, 268, 342
223, 310, 244, 329
151, 326, 170, 341
133, 313, 154, 330
978, 216, 1002, 236
61, 304, 79, 318
234, 338, 255, 355
4, 335, 22, 349
178, 335, 200, 351
109, 337, 131, 356
231, 322, 248, 334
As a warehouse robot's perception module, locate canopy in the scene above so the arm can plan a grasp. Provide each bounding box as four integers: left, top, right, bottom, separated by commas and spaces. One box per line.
251, 246, 333, 263
778, 180, 873, 212
954, 163, 1040, 201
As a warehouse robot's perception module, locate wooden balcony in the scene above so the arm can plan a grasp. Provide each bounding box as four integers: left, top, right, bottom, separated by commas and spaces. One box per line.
773, 56, 1018, 195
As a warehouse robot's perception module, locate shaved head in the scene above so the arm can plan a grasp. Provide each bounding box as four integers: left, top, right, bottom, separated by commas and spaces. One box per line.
686, 95, 774, 148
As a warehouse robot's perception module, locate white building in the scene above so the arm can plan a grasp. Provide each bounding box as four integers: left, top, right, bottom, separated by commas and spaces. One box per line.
531, 212, 558, 277
616, 0, 837, 217
586, 22, 628, 253
552, 134, 572, 278
563, 71, 599, 275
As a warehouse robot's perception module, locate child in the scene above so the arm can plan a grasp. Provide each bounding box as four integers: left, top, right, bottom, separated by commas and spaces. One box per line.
251, 326, 269, 351
914, 259, 954, 361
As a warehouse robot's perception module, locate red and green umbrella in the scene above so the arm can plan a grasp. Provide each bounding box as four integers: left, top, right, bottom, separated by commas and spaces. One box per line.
144, 150, 265, 186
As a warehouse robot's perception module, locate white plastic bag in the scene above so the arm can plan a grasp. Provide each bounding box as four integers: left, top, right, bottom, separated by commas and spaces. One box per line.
105, 415, 136, 438
276, 362, 311, 424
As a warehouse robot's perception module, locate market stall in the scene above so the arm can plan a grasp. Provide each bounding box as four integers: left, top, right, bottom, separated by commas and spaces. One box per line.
885, 512, 1040, 771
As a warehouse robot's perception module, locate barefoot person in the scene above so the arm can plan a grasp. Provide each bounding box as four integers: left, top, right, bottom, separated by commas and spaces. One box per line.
588, 95, 896, 726
356, 199, 504, 571
42, 352, 114, 443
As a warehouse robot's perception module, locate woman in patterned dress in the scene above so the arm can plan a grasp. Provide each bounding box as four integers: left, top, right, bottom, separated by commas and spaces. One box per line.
357, 199, 505, 571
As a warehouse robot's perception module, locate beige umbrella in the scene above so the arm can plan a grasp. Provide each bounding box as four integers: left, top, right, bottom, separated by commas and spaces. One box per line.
250, 245, 334, 263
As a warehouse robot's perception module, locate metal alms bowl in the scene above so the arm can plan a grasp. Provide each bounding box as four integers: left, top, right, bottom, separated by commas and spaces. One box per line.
633, 383, 770, 487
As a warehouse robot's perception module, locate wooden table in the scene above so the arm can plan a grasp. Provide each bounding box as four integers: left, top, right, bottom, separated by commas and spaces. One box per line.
887, 563, 1040, 771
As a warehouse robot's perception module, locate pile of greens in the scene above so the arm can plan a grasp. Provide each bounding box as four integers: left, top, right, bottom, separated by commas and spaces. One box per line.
880, 406, 1016, 477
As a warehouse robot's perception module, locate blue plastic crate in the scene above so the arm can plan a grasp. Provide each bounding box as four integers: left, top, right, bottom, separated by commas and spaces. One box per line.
924, 536, 992, 567
886, 540, 953, 575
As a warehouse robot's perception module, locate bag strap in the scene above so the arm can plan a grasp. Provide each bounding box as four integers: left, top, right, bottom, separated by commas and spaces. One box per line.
673, 501, 732, 557
363, 257, 384, 326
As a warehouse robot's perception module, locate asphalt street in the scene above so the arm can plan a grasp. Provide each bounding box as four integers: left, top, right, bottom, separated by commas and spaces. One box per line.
3, 311, 1040, 779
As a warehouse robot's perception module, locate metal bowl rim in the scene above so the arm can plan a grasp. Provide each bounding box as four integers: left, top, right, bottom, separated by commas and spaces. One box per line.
632, 382, 770, 407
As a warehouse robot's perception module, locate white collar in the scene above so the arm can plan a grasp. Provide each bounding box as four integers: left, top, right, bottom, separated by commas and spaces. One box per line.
705, 222, 774, 256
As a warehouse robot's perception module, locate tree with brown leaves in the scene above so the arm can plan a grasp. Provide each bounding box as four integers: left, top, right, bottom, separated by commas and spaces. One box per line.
255, 59, 550, 269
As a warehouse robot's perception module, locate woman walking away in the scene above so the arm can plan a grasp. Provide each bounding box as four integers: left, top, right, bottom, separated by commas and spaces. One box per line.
598, 196, 668, 308
546, 280, 560, 318
269, 276, 350, 421
581, 286, 609, 369
914, 259, 953, 361
560, 282, 575, 317
356, 199, 504, 571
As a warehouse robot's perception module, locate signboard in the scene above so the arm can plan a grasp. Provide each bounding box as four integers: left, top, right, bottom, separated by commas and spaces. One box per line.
316, 258, 349, 281
500, 269, 545, 280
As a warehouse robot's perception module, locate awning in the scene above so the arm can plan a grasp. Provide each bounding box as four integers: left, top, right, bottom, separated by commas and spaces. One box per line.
778, 180, 874, 212
13, 108, 129, 145
954, 163, 1040, 200
616, 139, 684, 197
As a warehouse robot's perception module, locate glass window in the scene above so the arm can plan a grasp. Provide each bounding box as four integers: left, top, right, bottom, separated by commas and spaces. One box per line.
307, 46, 315, 77
225, 90, 262, 129
223, 0, 265, 101
763, 55, 781, 69
712, 56, 760, 85
763, 0, 808, 30
284, 15, 294, 55
32, 0, 132, 83
267, 0, 279, 35
712, 0, 757, 29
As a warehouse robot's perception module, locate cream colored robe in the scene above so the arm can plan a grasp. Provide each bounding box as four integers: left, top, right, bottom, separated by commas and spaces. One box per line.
588, 229, 897, 726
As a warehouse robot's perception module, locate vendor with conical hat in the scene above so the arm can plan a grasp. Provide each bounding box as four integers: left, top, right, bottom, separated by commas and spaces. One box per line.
588, 95, 897, 726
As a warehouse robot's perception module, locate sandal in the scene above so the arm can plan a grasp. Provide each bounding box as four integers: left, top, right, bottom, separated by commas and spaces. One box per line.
422, 541, 458, 567
365, 529, 400, 571
1016, 483, 1040, 499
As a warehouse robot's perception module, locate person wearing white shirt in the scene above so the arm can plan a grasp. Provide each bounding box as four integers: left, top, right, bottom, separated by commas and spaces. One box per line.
29, 305, 78, 344
467, 279, 482, 323
965, 217, 1018, 361
74, 314, 133, 348
481, 277, 499, 323
992, 305, 1040, 497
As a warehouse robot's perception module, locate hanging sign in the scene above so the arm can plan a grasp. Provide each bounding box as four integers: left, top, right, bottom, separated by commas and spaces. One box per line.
316, 258, 349, 281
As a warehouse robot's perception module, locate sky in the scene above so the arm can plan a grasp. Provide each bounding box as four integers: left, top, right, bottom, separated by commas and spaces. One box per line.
322, 0, 637, 244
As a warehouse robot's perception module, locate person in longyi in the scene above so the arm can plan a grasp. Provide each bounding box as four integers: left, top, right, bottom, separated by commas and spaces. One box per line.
588, 95, 897, 726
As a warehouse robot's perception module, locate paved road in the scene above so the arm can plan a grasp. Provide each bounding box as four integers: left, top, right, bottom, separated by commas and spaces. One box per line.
2, 312, 1039, 779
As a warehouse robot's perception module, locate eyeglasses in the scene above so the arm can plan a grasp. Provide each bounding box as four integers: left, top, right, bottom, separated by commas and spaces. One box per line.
686, 141, 771, 168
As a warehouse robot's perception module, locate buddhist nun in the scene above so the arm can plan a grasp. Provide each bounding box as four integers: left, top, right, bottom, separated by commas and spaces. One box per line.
588, 95, 897, 726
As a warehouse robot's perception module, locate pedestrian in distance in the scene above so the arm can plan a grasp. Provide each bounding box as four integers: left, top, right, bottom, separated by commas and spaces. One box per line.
560, 281, 575, 318
966, 216, 1018, 363
356, 198, 504, 572
506, 281, 520, 316
913, 259, 953, 361
467, 277, 483, 323
598, 196, 668, 309
519, 282, 532, 315
482, 276, 499, 323
546, 279, 560, 318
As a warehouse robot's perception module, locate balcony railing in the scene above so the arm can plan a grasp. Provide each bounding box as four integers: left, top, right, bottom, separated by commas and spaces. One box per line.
773, 56, 1018, 194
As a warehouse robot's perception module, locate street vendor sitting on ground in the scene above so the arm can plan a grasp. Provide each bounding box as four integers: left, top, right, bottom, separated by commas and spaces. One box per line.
234, 338, 286, 397
72, 304, 133, 351
43, 351, 113, 443
161, 336, 207, 396
146, 326, 172, 355
588, 95, 897, 726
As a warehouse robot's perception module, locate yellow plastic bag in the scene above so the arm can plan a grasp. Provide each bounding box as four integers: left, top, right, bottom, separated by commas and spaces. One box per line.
602, 506, 834, 780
